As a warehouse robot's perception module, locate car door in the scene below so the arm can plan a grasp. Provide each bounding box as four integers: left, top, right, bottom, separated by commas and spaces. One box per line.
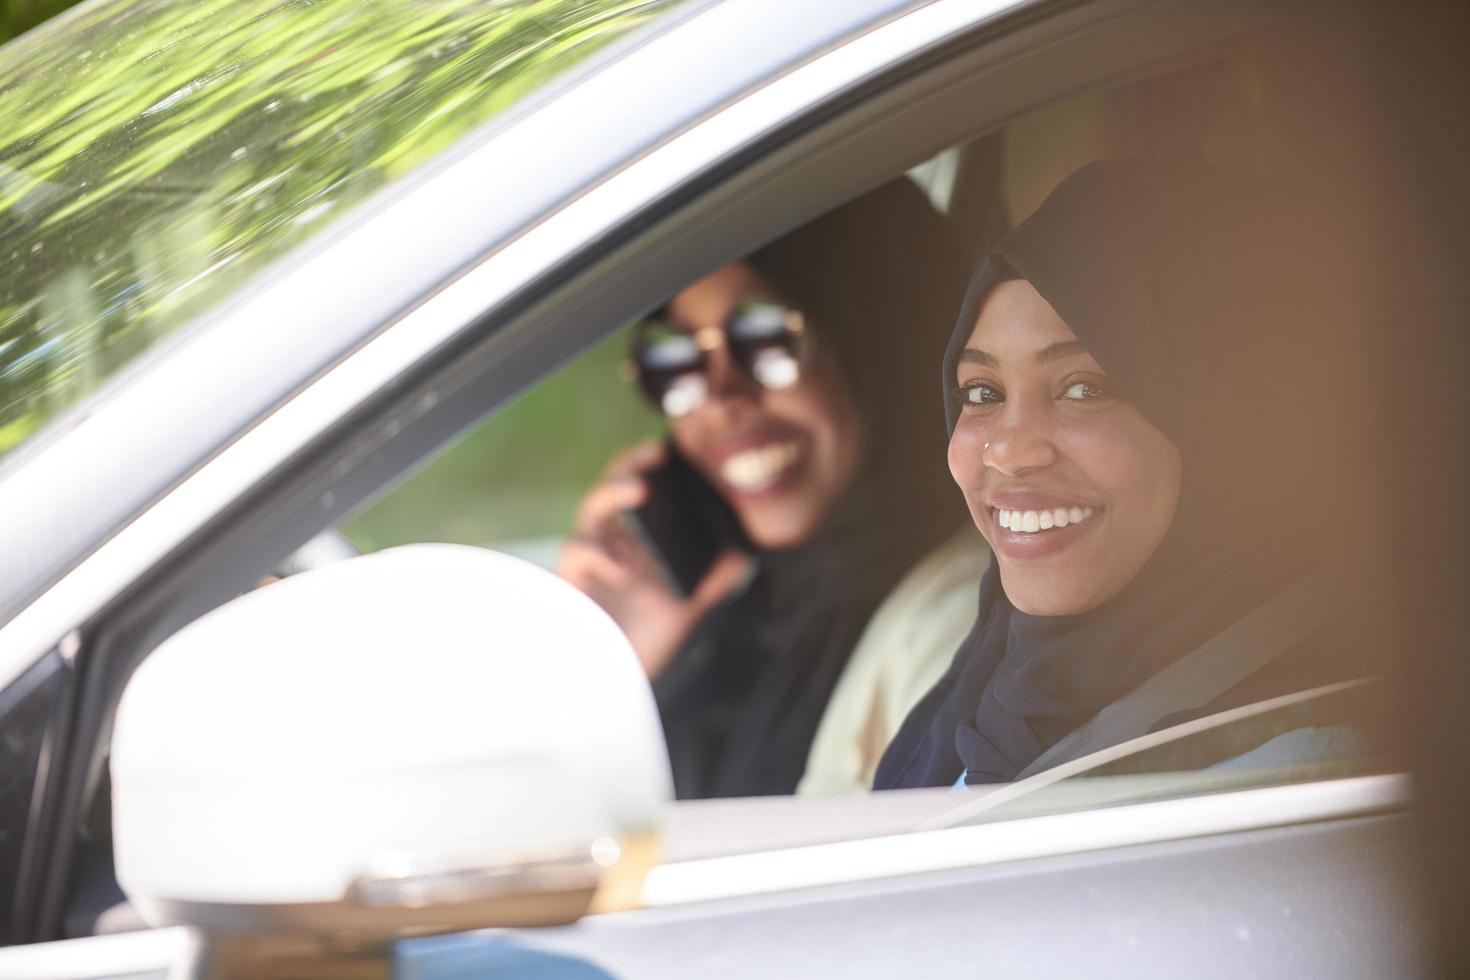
398, 776, 1422, 980
0, 776, 1424, 978
0, 0, 1440, 973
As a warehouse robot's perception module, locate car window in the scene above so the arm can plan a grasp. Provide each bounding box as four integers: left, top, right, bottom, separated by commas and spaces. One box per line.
339, 35, 1398, 811
0, 0, 682, 461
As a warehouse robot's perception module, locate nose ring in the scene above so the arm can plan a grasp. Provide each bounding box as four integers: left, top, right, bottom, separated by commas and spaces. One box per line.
984, 441, 990, 450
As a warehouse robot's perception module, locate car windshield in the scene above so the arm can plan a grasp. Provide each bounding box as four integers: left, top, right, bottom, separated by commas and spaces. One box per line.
0, 0, 681, 461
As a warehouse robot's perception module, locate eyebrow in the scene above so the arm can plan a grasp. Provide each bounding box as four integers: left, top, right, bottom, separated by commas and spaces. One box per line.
958, 340, 1089, 368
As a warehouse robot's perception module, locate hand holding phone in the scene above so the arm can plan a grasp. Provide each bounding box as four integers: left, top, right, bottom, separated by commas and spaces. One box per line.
625, 443, 751, 596
555, 441, 752, 679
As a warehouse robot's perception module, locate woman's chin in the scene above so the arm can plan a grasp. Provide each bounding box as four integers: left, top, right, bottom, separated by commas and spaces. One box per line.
999, 555, 1134, 617
1003, 585, 1098, 617
736, 501, 823, 551
996, 564, 1114, 617
1012, 598, 1076, 617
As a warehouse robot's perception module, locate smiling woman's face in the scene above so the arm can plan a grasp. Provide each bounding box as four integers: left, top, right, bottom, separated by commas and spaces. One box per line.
667, 261, 863, 549
949, 279, 1182, 615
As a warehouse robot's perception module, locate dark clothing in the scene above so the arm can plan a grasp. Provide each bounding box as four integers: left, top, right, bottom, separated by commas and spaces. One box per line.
877, 161, 1372, 790
655, 178, 968, 799
654, 531, 876, 798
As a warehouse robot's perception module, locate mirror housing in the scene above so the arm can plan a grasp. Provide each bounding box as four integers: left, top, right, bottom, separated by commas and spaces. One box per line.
112, 544, 670, 940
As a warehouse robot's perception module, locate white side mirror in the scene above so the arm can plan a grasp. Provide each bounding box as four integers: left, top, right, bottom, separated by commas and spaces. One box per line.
112, 544, 670, 941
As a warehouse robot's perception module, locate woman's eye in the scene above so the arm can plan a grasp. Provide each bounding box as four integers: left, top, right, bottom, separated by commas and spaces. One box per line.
956, 382, 1003, 407
1061, 380, 1110, 401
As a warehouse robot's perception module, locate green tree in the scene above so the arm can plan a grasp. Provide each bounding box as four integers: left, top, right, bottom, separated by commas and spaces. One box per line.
0, 0, 81, 46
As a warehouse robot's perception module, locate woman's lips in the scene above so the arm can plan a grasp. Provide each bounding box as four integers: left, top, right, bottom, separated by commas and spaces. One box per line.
716, 439, 804, 495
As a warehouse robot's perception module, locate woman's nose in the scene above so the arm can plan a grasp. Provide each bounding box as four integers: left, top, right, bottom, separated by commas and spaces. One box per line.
703, 344, 762, 403
984, 403, 1057, 475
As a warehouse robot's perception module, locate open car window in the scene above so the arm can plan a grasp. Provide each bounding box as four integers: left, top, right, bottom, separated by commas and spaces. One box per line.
334, 28, 1401, 813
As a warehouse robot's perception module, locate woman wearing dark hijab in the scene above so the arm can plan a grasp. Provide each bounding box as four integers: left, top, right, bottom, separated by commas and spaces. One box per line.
559, 178, 969, 799
877, 159, 1384, 790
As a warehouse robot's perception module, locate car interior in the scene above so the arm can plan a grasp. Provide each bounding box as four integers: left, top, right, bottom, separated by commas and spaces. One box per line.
1, 1, 1411, 949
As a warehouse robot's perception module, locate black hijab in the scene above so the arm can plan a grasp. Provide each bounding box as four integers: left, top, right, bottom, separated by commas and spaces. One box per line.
653, 178, 969, 799
876, 160, 1365, 790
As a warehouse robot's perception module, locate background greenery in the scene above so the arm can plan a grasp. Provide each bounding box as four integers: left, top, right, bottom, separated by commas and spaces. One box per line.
0, 0, 678, 457
0, 0, 78, 45
343, 324, 663, 557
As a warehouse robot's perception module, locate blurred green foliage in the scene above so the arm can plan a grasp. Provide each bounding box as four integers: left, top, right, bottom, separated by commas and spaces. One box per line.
344, 323, 664, 554
0, 0, 79, 46
0, 0, 679, 459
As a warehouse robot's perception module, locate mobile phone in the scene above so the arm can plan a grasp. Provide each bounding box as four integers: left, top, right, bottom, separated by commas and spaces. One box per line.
626, 443, 750, 596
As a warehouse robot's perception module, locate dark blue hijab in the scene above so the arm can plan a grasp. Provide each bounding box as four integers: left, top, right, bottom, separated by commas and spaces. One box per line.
876, 160, 1358, 789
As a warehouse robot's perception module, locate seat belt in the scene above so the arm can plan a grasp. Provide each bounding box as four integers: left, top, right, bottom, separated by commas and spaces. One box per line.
920, 676, 1373, 832
915, 568, 1360, 833
1010, 567, 1342, 783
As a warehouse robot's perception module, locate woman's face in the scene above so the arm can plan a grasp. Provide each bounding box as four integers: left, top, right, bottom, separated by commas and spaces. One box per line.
666, 261, 863, 549
949, 279, 1182, 615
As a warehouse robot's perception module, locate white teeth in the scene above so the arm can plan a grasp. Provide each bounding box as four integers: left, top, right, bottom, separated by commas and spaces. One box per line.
720, 442, 800, 491
995, 506, 1096, 534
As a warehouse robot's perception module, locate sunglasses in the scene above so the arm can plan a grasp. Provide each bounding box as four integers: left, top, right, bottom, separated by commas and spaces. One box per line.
630, 300, 810, 418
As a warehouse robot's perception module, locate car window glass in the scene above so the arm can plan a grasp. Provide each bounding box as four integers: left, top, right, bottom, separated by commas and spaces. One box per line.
0, 0, 682, 461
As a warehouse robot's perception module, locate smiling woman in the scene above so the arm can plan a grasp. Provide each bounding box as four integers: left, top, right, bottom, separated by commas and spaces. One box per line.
877, 160, 1382, 790
949, 278, 1182, 615
558, 179, 970, 800
659, 263, 864, 550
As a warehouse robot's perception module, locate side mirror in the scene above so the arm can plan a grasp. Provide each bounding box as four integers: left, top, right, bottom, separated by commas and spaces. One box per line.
111, 544, 670, 952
